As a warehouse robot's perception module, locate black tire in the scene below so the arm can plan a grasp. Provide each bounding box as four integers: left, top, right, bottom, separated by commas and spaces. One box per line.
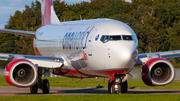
108, 81, 111, 93
30, 83, 38, 94
42, 79, 50, 94
108, 80, 128, 94
108, 81, 120, 94
120, 80, 128, 94
110, 84, 115, 94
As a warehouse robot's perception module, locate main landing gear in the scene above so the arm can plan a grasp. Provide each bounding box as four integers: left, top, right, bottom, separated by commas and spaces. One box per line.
108, 74, 128, 94
30, 67, 50, 94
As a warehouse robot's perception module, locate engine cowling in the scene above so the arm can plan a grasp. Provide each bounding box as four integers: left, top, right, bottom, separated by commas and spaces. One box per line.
141, 58, 175, 86
4, 59, 38, 87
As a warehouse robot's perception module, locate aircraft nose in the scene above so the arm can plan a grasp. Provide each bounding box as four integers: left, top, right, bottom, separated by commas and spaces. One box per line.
109, 43, 135, 71
119, 48, 134, 68
120, 48, 132, 62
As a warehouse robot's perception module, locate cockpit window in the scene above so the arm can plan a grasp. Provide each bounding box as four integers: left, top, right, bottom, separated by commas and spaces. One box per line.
101, 35, 121, 43
100, 35, 109, 43
122, 35, 133, 41
109, 35, 121, 40
101, 35, 133, 43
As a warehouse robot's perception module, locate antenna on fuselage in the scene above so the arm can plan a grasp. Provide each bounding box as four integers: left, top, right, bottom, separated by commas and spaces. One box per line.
80, 15, 82, 20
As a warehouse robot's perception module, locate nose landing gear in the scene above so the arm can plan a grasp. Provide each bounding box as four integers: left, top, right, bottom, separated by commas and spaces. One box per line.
108, 74, 128, 94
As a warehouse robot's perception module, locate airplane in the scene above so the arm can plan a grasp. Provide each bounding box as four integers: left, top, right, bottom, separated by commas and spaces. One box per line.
0, 0, 179, 94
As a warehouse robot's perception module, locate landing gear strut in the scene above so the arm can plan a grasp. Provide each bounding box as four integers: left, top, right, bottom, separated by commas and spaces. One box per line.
108, 74, 128, 94
30, 67, 50, 94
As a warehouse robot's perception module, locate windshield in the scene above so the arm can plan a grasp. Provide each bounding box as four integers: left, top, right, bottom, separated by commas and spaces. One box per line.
100, 35, 133, 43
122, 35, 133, 41
100, 35, 109, 43
109, 35, 121, 40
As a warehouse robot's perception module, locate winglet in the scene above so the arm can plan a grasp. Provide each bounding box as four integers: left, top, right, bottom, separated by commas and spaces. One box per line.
41, 0, 60, 26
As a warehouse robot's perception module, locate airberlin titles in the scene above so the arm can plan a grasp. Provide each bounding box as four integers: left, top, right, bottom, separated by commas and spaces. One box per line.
63, 26, 95, 50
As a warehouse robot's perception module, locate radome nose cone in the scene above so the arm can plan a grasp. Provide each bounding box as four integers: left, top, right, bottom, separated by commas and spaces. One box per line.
113, 42, 136, 70
103, 41, 136, 72
119, 49, 133, 68
120, 49, 132, 61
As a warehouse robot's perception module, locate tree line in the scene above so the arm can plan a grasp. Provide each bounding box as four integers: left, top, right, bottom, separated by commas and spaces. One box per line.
0, 0, 180, 67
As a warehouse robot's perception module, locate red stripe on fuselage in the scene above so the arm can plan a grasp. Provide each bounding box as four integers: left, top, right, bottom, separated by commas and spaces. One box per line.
98, 70, 130, 75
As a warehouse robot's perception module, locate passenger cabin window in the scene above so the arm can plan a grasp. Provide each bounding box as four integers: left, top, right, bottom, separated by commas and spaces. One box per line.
122, 35, 133, 41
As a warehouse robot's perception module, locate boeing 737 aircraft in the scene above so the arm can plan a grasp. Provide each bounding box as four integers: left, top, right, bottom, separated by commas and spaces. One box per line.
0, 0, 179, 94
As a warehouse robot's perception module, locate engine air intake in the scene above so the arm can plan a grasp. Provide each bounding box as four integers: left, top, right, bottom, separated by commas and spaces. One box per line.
141, 58, 175, 86
4, 59, 37, 87
151, 63, 171, 83
13, 64, 34, 84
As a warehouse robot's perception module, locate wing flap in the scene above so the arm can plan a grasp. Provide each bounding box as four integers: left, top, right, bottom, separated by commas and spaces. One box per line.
0, 29, 35, 37
29, 59, 63, 68
0, 53, 63, 68
0, 56, 9, 61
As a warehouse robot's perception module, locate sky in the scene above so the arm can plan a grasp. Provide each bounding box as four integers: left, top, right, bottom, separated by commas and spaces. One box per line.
0, 0, 132, 29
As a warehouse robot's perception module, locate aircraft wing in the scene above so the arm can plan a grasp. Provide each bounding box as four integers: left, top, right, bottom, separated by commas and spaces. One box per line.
136, 50, 180, 65
0, 29, 35, 37
0, 53, 64, 68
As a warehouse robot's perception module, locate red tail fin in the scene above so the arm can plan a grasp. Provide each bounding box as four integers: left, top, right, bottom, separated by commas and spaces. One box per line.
41, 0, 60, 26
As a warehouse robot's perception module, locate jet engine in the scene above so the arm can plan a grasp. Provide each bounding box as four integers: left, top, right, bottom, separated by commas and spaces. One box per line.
4, 59, 37, 87
141, 58, 175, 86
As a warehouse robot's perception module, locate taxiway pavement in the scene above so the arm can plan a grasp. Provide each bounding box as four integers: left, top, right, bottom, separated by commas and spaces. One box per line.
0, 86, 180, 96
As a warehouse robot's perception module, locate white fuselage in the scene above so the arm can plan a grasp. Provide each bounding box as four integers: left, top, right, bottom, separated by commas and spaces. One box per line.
33, 19, 138, 77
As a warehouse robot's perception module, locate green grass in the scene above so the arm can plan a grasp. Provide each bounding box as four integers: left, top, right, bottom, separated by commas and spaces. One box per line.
0, 76, 10, 86
128, 79, 180, 90
43, 77, 108, 88
0, 94, 180, 101
1, 76, 180, 90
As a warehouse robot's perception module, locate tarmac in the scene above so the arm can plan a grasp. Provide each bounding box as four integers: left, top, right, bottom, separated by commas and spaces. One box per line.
0, 86, 180, 96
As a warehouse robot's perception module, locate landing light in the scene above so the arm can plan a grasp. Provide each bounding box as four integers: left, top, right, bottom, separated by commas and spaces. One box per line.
115, 85, 118, 89
55, 59, 60, 62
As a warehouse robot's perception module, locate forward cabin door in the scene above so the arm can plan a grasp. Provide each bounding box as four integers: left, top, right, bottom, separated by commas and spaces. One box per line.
87, 29, 97, 60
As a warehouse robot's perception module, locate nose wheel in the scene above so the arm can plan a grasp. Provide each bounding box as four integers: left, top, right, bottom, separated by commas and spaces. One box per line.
108, 80, 128, 94
108, 74, 128, 94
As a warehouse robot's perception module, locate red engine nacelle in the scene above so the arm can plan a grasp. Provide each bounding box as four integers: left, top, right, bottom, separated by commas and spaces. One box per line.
4, 59, 38, 87
141, 58, 175, 86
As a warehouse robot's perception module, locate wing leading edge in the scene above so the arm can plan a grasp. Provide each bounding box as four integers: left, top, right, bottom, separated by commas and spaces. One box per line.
0, 29, 35, 37
136, 50, 180, 65
0, 53, 64, 68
